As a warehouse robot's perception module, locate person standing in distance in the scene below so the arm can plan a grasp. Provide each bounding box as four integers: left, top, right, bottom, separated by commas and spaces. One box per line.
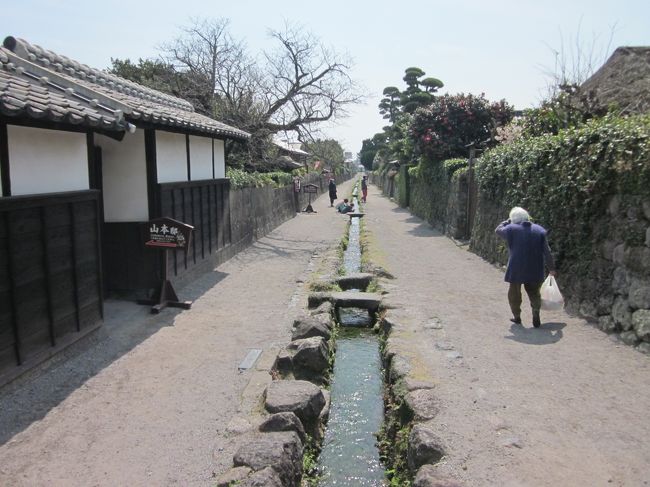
495, 207, 556, 328
328, 178, 337, 207
361, 175, 368, 203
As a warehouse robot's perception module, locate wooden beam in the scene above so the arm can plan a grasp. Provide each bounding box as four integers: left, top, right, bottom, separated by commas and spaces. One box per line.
3, 212, 21, 365
0, 121, 10, 196
186, 133, 191, 181
144, 129, 159, 219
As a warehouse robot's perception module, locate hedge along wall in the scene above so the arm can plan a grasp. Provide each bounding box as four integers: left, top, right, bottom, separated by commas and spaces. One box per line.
471, 114, 650, 348
407, 158, 471, 239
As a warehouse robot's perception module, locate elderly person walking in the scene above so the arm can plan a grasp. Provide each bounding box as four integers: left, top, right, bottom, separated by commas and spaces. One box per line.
328, 178, 337, 207
495, 207, 556, 328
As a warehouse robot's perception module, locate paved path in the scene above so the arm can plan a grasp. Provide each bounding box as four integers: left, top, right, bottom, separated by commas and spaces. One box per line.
363, 184, 650, 486
0, 179, 355, 487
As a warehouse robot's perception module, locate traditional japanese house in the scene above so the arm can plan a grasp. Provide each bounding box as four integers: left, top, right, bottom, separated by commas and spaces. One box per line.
0, 36, 249, 384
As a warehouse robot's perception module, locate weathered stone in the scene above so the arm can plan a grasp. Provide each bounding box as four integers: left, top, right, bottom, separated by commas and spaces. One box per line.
308, 292, 333, 309
625, 247, 650, 273
408, 423, 446, 472
642, 200, 650, 220
404, 389, 440, 421
215, 466, 252, 487
608, 195, 621, 216
291, 336, 329, 374
601, 240, 618, 261
598, 315, 618, 333
292, 315, 332, 341
238, 467, 283, 487
632, 309, 650, 341
579, 301, 598, 321
413, 465, 463, 487
337, 272, 374, 291
389, 355, 411, 384
310, 300, 334, 317
612, 267, 629, 294
628, 282, 650, 309
233, 432, 302, 486
319, 389, 331, 424
636, 342, 650, 354
226, 416, 253, 436
620, 330, 640, 346
612, 297, 633, 331
264, 380, 326, 429
597, 294, 615, 315
274, 349, 293, 374
613, 244, 626, 265
258, 412, 306, 443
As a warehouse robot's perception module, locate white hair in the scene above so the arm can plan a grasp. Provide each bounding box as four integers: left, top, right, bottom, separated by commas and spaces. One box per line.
509, 207, 530, 224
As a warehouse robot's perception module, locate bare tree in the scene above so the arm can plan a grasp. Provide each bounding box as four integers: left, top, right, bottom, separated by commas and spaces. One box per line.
159, 18, 363, 157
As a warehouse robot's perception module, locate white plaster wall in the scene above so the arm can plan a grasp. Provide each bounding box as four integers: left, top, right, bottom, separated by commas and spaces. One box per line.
190, 135, 213, 180
96, 131, 149, 222
7, 125, 88, 195
214, 139, 225, 178
156, 131, 187, 183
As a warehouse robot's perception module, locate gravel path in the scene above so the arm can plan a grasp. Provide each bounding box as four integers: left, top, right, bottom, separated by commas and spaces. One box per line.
0, 179, 355, 487
363, 184, 650, 486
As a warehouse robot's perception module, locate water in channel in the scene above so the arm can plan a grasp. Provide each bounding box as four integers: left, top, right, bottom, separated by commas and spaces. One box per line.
316, 191, 385, 486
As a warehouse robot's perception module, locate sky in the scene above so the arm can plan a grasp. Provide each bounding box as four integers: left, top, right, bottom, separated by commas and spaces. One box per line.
4, 0, 650, 155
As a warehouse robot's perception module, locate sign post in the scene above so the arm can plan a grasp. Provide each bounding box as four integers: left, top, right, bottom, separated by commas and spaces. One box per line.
302, 183, 318, 213
138, 217, 194, 314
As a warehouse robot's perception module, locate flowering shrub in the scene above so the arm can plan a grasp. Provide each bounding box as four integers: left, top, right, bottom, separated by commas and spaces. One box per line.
410, 93, 514, 160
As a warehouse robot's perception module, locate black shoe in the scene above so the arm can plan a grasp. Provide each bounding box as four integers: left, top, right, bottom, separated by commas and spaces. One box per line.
532, 315, 541, 328
510, 317, 522, 325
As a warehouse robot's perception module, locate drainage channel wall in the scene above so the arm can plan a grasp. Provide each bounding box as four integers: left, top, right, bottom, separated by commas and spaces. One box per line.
216, 179, 455, 486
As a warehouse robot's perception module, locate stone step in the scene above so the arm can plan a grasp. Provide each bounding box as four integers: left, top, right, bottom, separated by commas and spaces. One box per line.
348, 212, 364, 219
336, 273, 374, 291
331, 291, 382, 310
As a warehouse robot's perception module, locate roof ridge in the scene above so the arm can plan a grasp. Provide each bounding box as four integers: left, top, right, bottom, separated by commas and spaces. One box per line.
3, 36, 196, 113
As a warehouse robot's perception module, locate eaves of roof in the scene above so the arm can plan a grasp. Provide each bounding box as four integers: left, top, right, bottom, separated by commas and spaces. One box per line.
0, 47, 126, 131
3, 36, 250, 141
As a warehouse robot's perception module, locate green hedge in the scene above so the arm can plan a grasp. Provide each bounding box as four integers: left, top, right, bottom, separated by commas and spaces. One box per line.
226, 168, 296, 189
475, 113, 650, 277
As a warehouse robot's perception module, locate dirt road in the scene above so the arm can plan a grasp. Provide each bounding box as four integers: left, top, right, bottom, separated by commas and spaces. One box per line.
363, 184, 650, 486
0, 179, 355, 487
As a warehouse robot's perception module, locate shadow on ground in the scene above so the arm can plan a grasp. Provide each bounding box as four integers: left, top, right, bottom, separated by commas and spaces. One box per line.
0, 269, 228, 447
505, 322, 566, 345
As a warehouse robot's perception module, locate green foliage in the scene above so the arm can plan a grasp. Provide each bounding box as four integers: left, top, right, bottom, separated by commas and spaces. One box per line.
359, 135, 386, 170
226, 167, 295, 188
476, 113, 650, 279
519, 84, 608, 138
410, 93, 514, 161
303, 139, 345, 171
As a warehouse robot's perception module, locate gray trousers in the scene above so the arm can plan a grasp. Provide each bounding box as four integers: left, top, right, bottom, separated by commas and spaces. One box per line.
508, 282, 542, 318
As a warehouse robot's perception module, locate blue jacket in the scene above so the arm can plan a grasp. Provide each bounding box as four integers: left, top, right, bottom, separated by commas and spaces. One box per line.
495, 221, 555, 284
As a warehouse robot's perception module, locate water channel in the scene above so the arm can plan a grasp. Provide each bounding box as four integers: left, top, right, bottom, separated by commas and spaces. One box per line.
316, 190, 386, 486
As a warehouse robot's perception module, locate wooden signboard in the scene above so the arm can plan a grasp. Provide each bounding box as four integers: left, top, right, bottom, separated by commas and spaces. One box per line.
302, 184, 318, 194
144, 217, 193, 249
139, 217, 194, 313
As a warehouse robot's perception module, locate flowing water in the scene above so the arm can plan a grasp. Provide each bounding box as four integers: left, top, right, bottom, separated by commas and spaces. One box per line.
316, 190, 385, 485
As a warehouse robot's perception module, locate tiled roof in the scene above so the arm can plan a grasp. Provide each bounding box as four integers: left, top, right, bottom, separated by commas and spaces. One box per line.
0, 47, 125, 131
3, 36, 250, 140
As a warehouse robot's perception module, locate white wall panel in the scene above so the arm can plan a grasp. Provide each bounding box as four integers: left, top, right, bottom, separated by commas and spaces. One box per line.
190, 135, 213, 180
214, 139, 225, 178
96, 131, 149, 222
8, 125, 88, 195
156, 131, 187, 183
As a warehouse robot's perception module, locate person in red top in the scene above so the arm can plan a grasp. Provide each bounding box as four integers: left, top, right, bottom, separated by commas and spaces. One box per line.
361, 175, 368, 203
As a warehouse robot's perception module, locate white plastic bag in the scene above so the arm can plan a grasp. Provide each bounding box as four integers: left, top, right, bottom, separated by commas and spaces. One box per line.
540, 275, 564, 310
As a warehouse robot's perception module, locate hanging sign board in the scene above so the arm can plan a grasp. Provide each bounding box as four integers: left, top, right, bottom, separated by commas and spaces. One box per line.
143, 217, 194, 249
303, 184, 318, 194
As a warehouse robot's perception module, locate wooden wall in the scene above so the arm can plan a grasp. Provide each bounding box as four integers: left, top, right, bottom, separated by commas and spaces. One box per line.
0, 190, 103, 384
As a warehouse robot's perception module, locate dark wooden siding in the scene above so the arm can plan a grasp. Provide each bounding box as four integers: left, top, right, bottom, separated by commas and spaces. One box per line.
0, 190, 103, 382
159, 178, 231, 278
